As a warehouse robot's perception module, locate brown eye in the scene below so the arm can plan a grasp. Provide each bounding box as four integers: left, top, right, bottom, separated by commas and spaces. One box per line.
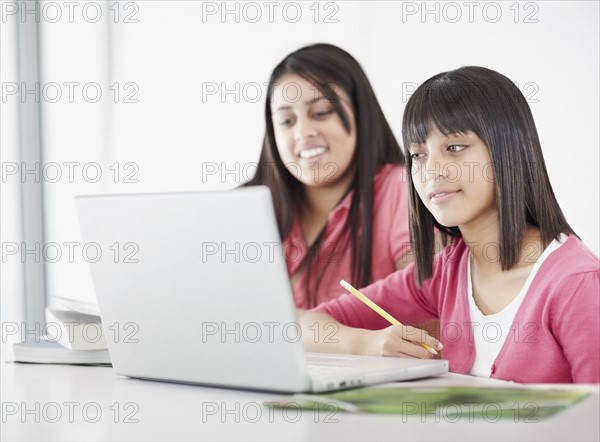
276, 116, 294, 127
313, 110, 333, 119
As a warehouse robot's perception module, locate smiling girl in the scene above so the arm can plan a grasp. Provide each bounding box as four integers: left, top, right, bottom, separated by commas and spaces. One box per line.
245, 44, 417, 311
299, 66, 600, 383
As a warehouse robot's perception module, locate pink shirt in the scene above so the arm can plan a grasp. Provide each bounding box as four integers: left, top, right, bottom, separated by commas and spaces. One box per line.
284, 164, 411, 308
315, 235, 600, 384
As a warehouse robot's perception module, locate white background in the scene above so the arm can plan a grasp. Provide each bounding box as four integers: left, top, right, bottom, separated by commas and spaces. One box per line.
2, 1, 599, 313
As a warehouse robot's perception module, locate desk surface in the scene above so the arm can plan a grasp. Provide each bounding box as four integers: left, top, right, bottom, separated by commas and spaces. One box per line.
1, 358, 599, 441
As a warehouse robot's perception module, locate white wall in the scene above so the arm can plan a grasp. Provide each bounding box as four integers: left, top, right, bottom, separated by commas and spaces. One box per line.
3, 1, 597, 308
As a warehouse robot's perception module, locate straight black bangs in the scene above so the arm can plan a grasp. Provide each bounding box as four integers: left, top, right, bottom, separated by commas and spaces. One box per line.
402, 74, 493, 152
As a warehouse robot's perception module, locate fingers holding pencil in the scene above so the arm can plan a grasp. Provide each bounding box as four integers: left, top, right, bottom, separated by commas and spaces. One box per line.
363, 325, 441, 359
339, 280, 443, 357
394, 324, 442, 358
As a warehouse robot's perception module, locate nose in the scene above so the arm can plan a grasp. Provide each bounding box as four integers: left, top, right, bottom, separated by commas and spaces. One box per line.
423, 149, 453, 183
424, 149, 442, 182
294, 115, 317, 142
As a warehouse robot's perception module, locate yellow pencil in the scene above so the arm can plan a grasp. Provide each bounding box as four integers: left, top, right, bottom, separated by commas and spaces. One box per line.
339, 280, 438, 356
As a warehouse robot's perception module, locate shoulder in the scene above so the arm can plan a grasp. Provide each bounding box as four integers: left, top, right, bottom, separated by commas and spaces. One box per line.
374, 163, 409, 188
543, 235, 600, 277
373, 163, 409, 204
529, 236, 599, 309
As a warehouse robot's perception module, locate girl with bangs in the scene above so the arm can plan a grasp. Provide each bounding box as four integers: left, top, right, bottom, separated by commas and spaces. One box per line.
299, 66, 600, 383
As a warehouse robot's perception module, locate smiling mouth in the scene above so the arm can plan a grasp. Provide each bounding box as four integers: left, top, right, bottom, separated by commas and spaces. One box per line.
429, 190, 461, 202
298, 146, 328, 159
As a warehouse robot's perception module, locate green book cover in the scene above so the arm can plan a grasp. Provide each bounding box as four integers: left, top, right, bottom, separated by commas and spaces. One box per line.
267, 386, 591, 421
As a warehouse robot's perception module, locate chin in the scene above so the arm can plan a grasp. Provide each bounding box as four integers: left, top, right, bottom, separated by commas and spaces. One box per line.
431, 214, 461, 229
300, 178, 329, 188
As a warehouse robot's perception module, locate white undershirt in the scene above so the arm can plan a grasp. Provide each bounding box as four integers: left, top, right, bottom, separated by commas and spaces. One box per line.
467, 234, 567, 377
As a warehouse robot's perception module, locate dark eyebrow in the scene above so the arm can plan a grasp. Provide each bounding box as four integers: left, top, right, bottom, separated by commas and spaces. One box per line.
274, 96, 325, 112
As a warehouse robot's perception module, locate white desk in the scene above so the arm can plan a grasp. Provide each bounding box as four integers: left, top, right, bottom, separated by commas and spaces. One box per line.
1, 359, 599, 441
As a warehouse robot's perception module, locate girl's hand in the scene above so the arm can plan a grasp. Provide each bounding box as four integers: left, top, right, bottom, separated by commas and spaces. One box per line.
358, 325, 443, 359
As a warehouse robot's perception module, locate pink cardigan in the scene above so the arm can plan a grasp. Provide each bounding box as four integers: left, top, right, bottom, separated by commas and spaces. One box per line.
315, 236, 600, 383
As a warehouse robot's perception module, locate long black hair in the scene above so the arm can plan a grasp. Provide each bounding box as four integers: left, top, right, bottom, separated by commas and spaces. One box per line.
245, 43, 404, 307
402, 66, 576, 286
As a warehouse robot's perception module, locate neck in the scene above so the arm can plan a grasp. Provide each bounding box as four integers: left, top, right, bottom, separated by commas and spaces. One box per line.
303, 167, 356, 220
461, 215, 543, 274
460, 211, 502, 274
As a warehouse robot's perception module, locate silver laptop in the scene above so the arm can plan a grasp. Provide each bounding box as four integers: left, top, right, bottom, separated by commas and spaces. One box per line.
75, 186, 447, 393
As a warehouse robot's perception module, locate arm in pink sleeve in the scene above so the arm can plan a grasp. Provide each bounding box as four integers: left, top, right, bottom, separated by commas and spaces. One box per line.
313, 261, 439, 331
552, 271, 600, 383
